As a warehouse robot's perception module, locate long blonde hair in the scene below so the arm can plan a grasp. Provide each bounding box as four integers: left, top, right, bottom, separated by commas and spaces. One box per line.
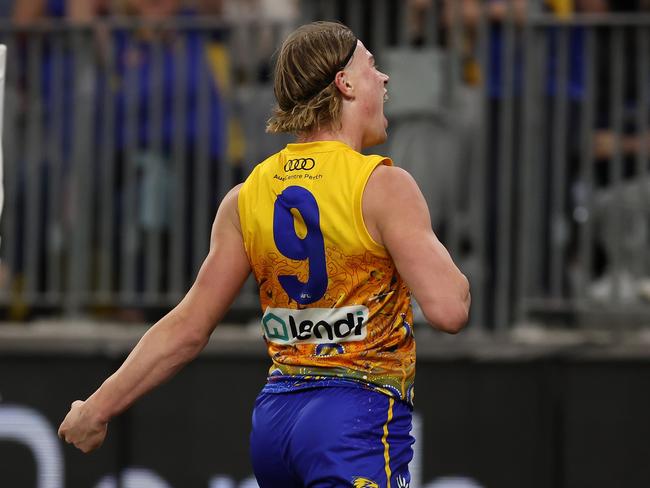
266, 21, 357, 135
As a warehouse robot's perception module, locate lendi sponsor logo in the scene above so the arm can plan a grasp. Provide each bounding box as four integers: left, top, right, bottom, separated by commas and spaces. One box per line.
262, 306, 368, 344
284, 157, 315, 171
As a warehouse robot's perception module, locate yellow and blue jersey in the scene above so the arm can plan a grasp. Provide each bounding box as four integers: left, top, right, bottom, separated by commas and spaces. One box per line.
238, 141, 415, 405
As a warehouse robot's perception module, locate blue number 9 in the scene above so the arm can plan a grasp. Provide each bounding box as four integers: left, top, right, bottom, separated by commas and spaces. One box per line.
273, 186, 327, 304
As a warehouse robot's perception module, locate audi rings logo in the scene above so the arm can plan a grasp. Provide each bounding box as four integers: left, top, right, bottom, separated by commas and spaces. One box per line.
284, 158, 316, 172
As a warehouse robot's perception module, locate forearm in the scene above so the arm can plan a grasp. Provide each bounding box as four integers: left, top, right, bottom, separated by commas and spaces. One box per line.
419, 275, 470, 334
415, 242, 471, 333
85, 308, 207, 423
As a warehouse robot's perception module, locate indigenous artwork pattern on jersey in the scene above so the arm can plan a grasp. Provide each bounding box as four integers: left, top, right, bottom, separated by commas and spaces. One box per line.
239, 141, 415, 405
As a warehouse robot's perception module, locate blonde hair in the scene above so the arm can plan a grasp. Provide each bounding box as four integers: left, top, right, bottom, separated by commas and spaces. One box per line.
266, 21, 357, 135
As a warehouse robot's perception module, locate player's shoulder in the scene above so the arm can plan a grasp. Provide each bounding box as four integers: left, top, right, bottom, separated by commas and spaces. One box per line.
224, 183, 244, 202
209, 183, 245, 238
366, 164, 418, 195
364, 164, 425, 227
220, 183, 244, 218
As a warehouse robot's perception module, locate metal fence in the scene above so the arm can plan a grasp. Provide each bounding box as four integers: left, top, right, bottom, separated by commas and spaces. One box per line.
0, 2, 649, 331
0, 17, 290, 320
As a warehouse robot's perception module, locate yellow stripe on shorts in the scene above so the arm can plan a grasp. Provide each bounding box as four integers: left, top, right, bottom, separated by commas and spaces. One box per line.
381, 397, 395, 488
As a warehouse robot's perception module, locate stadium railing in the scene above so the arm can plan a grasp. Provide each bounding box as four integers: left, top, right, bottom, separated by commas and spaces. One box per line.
0, 3, 649, 333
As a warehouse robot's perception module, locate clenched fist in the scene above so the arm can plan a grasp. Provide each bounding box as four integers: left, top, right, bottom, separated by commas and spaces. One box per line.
58, 400, 108, 453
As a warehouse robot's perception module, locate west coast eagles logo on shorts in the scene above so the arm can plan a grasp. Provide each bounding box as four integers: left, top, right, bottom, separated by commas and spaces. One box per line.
351, 475, 410, 488
352, 478, 379, 488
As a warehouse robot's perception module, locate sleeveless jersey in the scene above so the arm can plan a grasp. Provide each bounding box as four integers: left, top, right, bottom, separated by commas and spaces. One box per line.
238, 141, 415, 404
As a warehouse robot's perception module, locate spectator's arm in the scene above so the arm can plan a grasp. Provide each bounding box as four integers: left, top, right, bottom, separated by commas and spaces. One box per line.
198, 0, 225, 15
486, 0, 527, 23
594, 129, 650, 160
575, 0, 609, 13
441, 0, 482, 28
59, 185, 251, 452
67, 0, 96, 22
14, 0, 98, 24
13, 0, 46, 25
363, 165, 470, 334
441, 0, 526, 28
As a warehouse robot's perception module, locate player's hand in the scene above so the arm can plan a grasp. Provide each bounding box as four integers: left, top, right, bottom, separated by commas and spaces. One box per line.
58, 400, 108, 453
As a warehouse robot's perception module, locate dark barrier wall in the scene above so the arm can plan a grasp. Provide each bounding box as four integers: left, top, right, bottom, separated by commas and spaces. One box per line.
1, 353, 649, 488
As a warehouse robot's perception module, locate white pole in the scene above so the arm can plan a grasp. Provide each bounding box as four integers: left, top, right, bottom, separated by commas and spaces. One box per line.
0, 45, 6, 251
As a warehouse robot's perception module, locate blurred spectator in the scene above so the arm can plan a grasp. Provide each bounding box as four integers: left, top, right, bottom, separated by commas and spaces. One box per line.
111, 0, 226, 200
7, 0, 104, 319
583, 0, 650, 302
195, 0, 224, 15
218, 0, 297, 178
110, 0, 226, 162
107, 0, 227, 318
221, 0, 298, 82
430, 0, 598, 321
592, 0, 650, 165
13, 0, 103, 24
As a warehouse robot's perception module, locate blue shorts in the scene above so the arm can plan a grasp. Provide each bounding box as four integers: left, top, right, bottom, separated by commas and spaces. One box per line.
250, 384, 414, 488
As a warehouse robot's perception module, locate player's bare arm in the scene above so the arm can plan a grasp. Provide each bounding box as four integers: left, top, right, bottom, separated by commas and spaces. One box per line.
58, 185, 251, 453
363, 164, 470, 333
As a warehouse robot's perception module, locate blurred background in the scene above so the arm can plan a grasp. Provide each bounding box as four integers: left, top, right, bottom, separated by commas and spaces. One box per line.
1, 0, 650, 487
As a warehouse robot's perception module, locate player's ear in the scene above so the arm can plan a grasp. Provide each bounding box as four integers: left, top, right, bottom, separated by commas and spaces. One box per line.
334, 70, 353, 98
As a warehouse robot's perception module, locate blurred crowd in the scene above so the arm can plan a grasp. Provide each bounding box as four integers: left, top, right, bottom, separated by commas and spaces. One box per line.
428, 0, 650, 310
4, 0, 302, 321
2, 0, 650, 324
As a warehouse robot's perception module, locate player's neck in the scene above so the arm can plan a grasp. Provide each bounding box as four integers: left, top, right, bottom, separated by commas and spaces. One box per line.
296, 133, 359, 152
297, 120, 363, 152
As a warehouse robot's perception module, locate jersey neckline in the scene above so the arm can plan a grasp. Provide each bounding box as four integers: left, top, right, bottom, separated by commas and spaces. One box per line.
284, 140, 355, 154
